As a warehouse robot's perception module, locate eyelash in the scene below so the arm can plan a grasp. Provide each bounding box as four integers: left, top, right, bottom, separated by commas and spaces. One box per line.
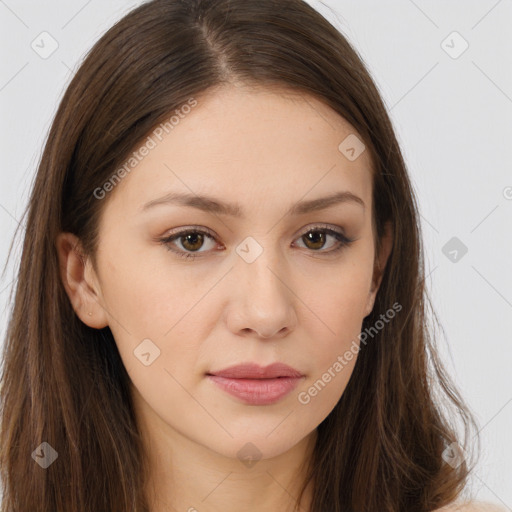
158, 224, 356, 261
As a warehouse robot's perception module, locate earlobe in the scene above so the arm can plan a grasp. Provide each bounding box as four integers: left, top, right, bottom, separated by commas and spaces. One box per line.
55, 232, 109, 329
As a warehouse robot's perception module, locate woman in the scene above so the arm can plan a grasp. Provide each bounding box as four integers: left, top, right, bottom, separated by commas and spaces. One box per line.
0, 0, 501, 510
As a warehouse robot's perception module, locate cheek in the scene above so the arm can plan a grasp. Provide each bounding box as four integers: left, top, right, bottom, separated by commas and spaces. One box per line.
296, 318, 362, 419
99, 253, 213, 393
99, 245, 200, 336
296, 262, 371, 407
307, 257, 372, 336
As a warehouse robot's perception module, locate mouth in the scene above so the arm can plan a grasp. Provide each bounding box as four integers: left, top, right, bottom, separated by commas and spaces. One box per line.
206, 363, 305, 405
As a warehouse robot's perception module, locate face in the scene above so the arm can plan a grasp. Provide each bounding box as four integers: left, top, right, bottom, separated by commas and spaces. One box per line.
58, 84, 392, 463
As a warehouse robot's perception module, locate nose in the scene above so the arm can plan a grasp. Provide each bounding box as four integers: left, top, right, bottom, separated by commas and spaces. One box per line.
224, 245, 298, 340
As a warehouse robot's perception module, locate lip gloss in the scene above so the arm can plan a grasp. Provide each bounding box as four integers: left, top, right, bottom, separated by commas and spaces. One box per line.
207, 375, 303, 405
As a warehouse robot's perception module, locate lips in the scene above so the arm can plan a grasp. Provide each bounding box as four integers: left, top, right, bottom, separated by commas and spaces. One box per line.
206, 363, 304, 405
208, 362, 303, 379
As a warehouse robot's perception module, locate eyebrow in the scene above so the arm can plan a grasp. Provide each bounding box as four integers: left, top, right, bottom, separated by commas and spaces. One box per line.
141, 190, 365, 218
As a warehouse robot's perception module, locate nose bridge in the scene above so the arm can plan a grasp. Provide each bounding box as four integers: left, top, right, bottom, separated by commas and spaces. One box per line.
236, 234, 286, 296
228, 234, 296, 337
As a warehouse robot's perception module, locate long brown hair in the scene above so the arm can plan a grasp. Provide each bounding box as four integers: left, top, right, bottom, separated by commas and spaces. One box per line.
0, 0, 480, 510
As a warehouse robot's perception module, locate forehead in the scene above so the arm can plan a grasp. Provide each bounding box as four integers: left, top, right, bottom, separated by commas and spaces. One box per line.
103, 84, 373, 218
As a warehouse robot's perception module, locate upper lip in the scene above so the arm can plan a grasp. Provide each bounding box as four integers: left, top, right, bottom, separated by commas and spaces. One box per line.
207, 363, 303, 379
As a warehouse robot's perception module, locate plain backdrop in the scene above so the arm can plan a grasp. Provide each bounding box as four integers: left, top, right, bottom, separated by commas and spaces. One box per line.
1, 0, 511, 507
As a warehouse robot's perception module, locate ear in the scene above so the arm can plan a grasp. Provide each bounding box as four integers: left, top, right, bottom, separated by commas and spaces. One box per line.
55, 232, 109, 329
363, 220, 393, 318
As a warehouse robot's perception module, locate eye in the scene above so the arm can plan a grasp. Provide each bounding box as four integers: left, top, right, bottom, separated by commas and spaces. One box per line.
158, 224, 356, 260
159, 227, 218, 260
293, 225, 354, 254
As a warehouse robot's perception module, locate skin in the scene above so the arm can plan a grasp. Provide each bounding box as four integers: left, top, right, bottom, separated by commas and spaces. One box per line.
57, 82, 396, 511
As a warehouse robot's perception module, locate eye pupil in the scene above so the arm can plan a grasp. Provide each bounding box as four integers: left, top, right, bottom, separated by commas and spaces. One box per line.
303, 231, 325, 250
182, 233, 204, 251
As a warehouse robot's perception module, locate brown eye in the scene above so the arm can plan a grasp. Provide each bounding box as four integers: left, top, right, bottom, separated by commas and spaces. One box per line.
301, 231, 327, 250
160, 228, 218, 260
294, 226, 355, 255
159, 224, 356, 261
180, 232, 206, 252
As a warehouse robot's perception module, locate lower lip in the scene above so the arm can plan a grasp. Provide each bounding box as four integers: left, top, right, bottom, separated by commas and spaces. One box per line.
207, 375, 303, 405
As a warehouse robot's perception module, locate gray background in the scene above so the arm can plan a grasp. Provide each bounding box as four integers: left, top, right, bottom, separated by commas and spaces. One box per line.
1, 0, 511, 506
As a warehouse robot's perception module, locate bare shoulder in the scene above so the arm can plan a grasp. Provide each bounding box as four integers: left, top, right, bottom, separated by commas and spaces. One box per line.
435, 502, 509, 512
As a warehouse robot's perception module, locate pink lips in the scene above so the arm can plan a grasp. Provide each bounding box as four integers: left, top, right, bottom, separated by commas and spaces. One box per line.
207, 363, 304, 405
